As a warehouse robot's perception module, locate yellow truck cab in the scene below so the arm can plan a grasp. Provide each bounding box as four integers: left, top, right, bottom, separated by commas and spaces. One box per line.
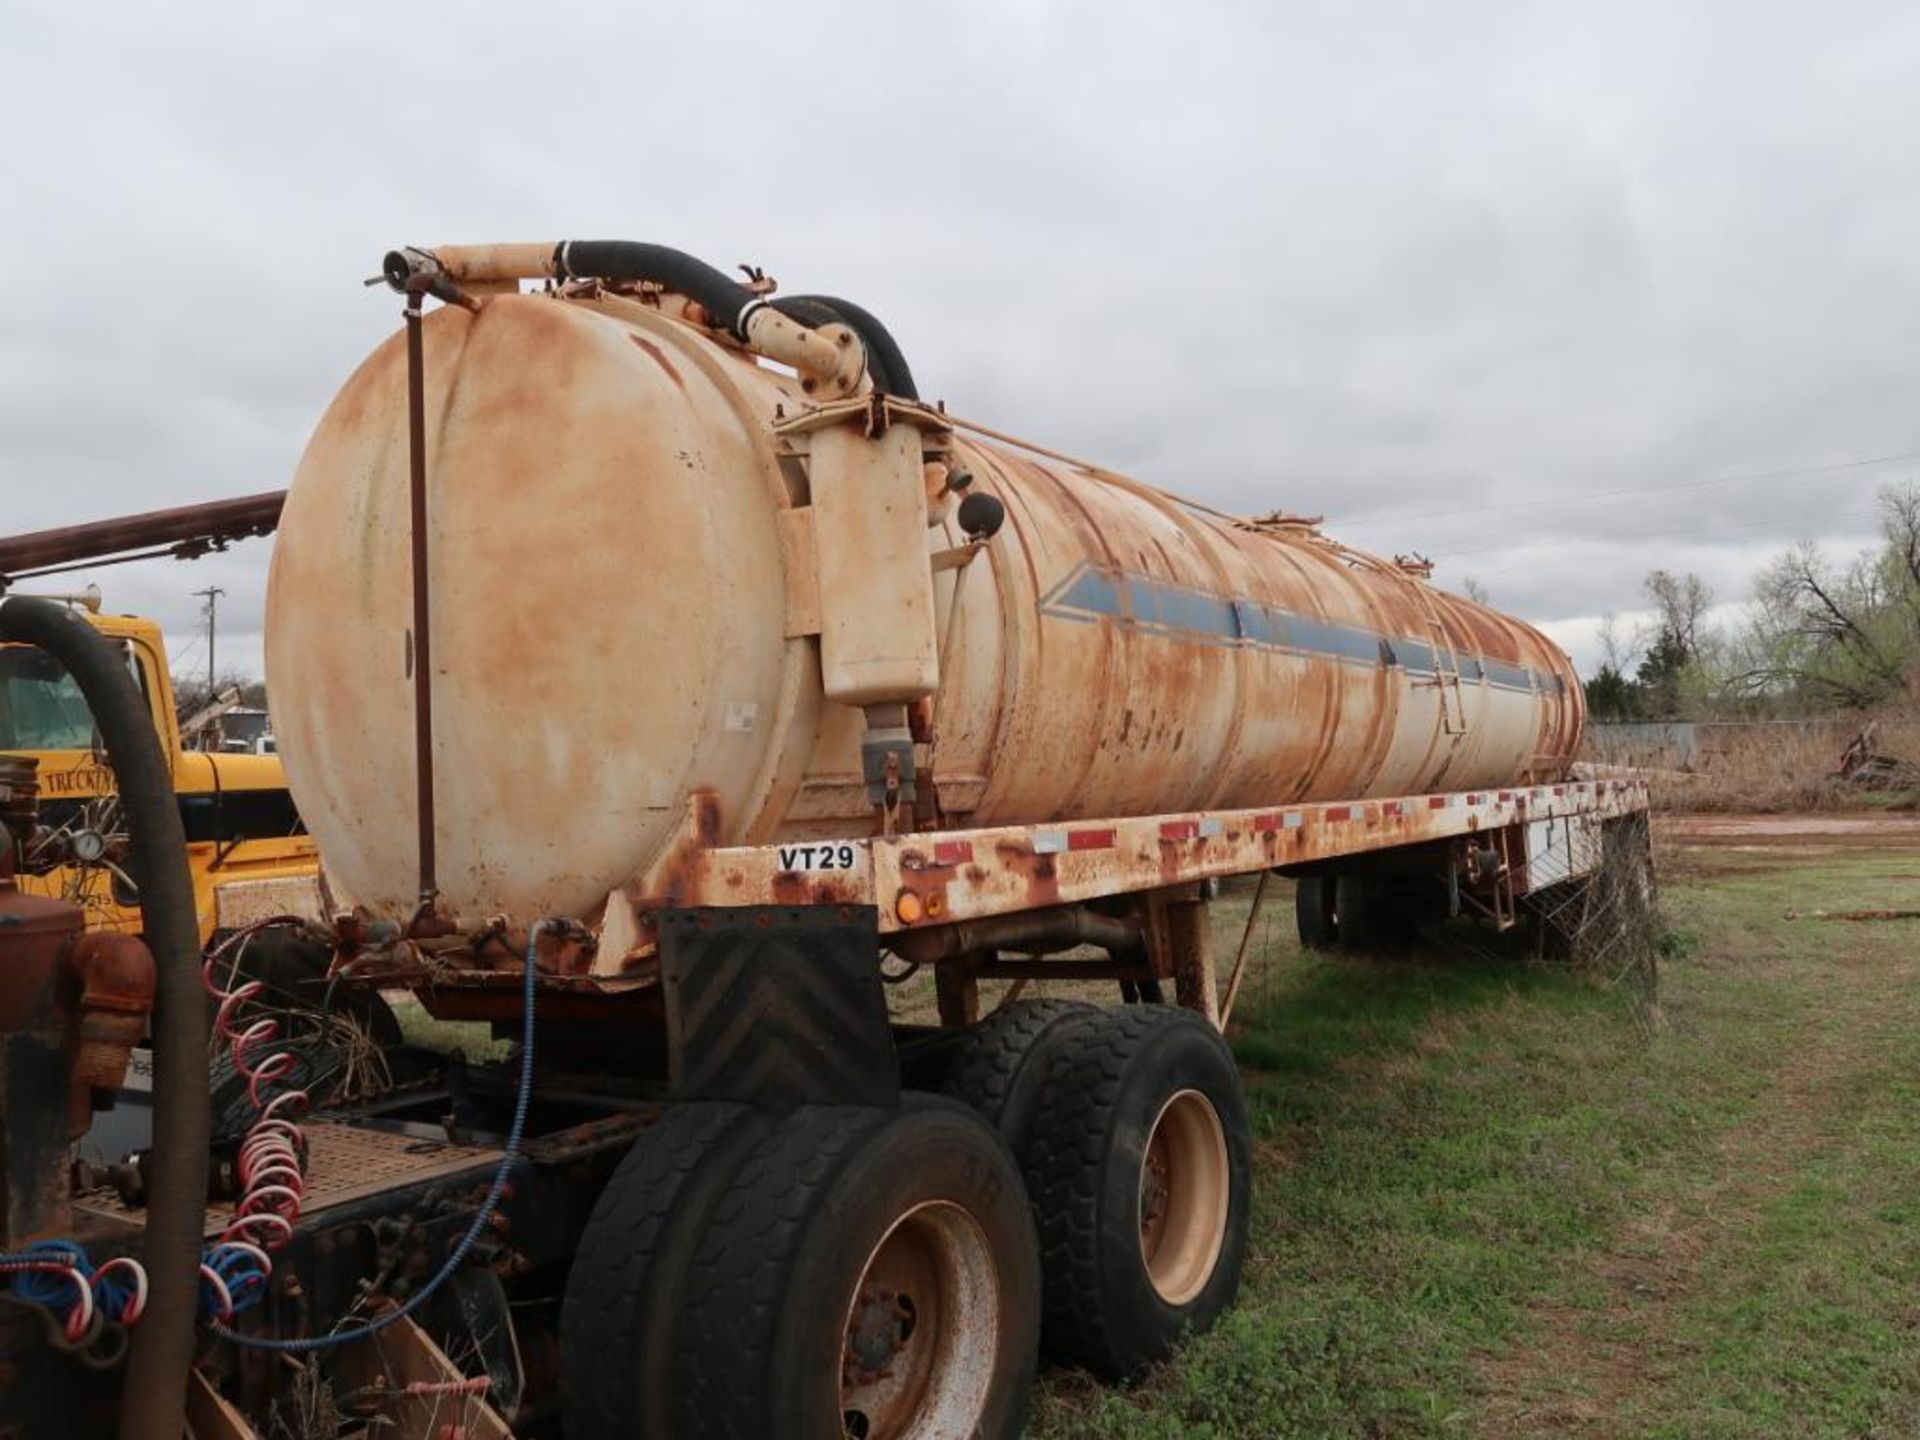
1, 601, 322, 943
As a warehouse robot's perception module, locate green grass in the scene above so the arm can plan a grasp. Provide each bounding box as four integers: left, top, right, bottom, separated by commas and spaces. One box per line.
1032, 842, 1920, 1439
387, 995, 513, 1059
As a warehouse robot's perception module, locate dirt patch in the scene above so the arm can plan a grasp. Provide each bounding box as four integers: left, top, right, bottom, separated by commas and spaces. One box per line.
1657, 812, 1920, 847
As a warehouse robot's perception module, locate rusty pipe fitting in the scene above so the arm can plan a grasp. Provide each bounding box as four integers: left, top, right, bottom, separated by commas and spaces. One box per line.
63, 931, 156, 1126
0, 878, 80, 1033
739, 307, 868, 396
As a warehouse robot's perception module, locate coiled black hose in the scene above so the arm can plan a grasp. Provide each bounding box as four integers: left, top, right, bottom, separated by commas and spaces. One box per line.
0, 596, 207, 1440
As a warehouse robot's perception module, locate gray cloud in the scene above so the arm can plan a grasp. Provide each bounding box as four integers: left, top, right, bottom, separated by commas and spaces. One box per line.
4, 0, 1918, 678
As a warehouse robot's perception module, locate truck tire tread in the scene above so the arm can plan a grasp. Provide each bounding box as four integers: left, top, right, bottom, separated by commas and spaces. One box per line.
673, 1105, 892, 1439
943, 998, 1097, 1152
1024, 1005, 1251, 1377
561, 1101, 769, 1440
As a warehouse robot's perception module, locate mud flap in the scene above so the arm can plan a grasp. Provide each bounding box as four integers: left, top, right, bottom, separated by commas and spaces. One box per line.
658, 906, 898, 1109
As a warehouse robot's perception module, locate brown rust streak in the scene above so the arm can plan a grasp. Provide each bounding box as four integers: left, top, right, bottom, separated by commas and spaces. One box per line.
994, 838, 1061, 909
627, 333, 687, 392
635, 788, 724, 911
772, 871, 867, 906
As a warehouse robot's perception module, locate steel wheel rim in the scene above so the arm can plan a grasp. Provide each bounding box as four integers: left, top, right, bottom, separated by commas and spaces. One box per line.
839, 1199, 999, 1440
1139, 1087, 1230, 1306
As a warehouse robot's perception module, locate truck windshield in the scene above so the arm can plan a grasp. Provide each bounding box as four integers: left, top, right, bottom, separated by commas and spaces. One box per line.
0, 643, 116, 751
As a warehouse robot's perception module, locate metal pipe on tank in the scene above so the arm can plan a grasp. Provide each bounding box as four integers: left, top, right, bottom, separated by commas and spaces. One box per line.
401, 286, 437, 914
386, 242, 868, 395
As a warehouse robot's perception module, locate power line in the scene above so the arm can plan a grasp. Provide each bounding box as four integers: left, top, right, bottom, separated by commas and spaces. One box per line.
1329, 449, 1920, 530
1429, 499, 1888, 565
1456, 507, 1891, 592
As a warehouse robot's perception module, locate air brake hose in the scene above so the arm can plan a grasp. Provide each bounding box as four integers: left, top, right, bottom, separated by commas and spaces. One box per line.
0, 595, 207, 1440
211, 921, 543, 1353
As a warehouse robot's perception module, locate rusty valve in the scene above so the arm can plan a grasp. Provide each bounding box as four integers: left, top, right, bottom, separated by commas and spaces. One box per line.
63, 931, 157, 1129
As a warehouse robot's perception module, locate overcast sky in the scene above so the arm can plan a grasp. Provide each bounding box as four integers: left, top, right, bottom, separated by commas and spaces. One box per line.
4, 0, 1917, 685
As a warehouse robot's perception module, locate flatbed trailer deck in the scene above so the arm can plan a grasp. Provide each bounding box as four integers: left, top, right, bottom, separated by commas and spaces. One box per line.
391, 770, 1652, 1036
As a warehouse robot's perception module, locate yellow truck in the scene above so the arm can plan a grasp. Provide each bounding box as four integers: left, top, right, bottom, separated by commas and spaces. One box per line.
0, 493, 321, 943
4, 598, 321, 942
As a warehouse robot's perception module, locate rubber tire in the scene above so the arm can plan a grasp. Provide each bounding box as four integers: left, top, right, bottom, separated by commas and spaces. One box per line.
1335, 873, 1417, 951
1295, 874, 1339, 949
673, 1097, 1040, 1440
942, 999, 1098, 1159
207, 1039, 359, 1144
1024, 1005, 1252, 1378
560, 1102, 772, 1440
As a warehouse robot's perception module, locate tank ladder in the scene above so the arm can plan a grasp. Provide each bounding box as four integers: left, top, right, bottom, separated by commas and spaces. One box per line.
1413, 592, 1469, 736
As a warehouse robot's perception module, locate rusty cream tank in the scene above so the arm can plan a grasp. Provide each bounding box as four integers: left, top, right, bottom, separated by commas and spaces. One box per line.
266, 245, 1582, 928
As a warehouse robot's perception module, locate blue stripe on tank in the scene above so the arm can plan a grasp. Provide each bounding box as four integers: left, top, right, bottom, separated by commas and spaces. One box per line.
1034, 563, 1548, 692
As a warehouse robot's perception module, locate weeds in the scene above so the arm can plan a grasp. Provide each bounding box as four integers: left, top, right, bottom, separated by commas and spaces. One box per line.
1589, 708, 1920, 813
1032, 842, 1920, 1439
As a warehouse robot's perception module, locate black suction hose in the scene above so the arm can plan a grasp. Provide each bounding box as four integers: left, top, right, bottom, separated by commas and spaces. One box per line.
388, 241, 926, 398
540, 245, 923, 398
550, 241, 761, 337
0, 596, 207, 1440
772, 294, 919, 400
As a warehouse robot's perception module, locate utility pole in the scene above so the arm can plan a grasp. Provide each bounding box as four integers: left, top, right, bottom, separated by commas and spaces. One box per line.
193, 585, 224, 700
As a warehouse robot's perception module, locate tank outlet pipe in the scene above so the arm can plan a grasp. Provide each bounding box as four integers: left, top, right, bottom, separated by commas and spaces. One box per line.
0, 595, 207, 1440
382, 243, 868, 396
768, 295, 919, 400
890, 905, 1141, 968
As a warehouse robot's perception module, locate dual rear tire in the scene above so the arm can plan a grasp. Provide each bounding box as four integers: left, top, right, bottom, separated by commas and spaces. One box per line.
946, 1001, 1252, 1378
562, 1002, 1252, 1438
562, 1098, 1036, 1440
1295, 872, 1435, 951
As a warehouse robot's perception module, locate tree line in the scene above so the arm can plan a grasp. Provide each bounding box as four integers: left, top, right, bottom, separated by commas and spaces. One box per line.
1581, 484, 1920, 722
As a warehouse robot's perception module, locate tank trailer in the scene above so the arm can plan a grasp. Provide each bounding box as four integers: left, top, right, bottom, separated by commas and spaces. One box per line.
0, 241, 1652, 1440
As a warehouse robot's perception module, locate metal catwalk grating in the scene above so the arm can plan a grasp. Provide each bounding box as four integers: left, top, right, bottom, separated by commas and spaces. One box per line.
75, 1123, 501, 1238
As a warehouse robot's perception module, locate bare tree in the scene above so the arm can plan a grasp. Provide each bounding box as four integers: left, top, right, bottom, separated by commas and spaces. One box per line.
1643, 569, 1714, 660
1739, 484, 1920, 710
1597, 612, 1631, 674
